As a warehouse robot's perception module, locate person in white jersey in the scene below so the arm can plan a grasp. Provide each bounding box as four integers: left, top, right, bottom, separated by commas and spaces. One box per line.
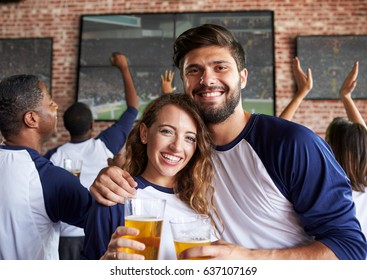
281, 59, 367, 259
43, 52, 139, 260
0, 75, 93, 259
82, 93, 221, 260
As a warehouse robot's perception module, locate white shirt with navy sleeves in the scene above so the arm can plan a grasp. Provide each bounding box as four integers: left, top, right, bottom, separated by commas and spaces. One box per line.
0, 145, 92, 260
211, 114, 367, 260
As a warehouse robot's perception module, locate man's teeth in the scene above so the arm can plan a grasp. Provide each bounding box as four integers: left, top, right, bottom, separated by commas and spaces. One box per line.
162, 154, 181, 162
202, 92, 221, 97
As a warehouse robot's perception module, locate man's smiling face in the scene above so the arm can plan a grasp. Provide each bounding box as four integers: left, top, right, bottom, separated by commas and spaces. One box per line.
182, 45, 247, 124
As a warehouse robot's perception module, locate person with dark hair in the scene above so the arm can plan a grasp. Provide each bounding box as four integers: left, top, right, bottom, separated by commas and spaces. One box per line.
282, 60, 367, 253
90, 24, 367, 260
326, 117, 367, 191
44, 52, 139, 260
63, 102, 94, 139
82, 93, 221, 260
325, 118, 367, 249
0, 74, 93, 259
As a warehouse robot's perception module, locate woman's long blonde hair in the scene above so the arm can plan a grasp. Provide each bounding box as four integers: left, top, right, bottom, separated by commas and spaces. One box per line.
123, 94, 222, 235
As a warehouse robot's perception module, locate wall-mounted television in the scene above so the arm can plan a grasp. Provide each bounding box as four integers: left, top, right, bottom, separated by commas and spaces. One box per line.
0, 38, 53, 91
297, 35, 367, 99
77, 11, 274, 120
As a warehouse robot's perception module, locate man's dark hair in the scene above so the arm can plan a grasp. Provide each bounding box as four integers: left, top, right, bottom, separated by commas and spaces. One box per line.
63, 102, 93, 137
173, 24, 246, 75
0, 74, 43, 138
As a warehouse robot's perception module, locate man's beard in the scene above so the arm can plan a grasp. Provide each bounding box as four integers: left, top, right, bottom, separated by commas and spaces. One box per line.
197, 86, 241, 125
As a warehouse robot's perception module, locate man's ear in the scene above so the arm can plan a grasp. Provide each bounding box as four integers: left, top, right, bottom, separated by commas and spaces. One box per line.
240, 68, 248, 89
23, 111, 39, 128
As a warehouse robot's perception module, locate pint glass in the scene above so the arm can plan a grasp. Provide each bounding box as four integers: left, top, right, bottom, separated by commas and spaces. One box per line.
122, 198, 166, 260
63, 159, 83, 177
170, 214, 211, 259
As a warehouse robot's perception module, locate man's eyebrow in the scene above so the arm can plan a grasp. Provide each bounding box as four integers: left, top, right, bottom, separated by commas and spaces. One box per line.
185, 63, 200, 69
213, 59, 231, 63
186, 60, 231, 68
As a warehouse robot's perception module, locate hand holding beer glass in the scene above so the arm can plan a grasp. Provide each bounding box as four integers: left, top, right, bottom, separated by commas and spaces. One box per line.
63, 158, 83, 177
170, 214, 211, 259
121, 198, 166, 260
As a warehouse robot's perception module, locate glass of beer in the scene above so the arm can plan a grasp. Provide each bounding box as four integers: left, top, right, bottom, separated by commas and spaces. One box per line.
63, 159, 83, 177
170, 214, 211, 260
122, 198, 166, 260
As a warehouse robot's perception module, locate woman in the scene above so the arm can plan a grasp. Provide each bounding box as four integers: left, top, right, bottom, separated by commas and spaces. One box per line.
325, 117, 367, 246
82, 93, 221, 260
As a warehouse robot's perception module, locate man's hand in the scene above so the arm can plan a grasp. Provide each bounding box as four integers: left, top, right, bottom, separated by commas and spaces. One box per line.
179, 240, 249, 260
90, 166, 137, 206
110, 52, 128, 70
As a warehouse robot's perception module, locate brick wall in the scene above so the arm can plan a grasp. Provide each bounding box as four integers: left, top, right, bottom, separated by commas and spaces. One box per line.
1, 0, 367, 153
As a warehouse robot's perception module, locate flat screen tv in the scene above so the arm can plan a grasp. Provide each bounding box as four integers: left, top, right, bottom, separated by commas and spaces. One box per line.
77, 11, 274, 120
0, 38, 53, 91
297, 35, 367, 100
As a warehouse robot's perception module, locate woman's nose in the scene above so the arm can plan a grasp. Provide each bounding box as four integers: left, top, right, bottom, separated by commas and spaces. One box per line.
169, 137, 183, 152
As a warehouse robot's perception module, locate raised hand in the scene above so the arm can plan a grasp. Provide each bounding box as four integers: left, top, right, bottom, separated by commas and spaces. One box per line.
161, 70, 175, 94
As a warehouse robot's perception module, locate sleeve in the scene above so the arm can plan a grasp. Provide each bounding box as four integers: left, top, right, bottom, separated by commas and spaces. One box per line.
81, 202, 125, 260
285, 125, 367, 259
40, 162, 93, 228
252, 117, 367, 260
97, 106, 138, 155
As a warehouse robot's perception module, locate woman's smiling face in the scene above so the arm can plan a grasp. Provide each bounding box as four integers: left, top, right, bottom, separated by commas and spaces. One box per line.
140, 104, 197, 187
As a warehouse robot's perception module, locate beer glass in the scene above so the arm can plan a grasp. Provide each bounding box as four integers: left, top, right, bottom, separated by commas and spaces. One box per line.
122, 198, 166, 260
63, 159, 83, 177
170, 214, 211, 259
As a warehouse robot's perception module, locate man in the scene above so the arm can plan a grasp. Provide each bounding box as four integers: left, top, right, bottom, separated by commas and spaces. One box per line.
44, 53, 139, 260
0, 75, 92, 259
90, 24, 367, 259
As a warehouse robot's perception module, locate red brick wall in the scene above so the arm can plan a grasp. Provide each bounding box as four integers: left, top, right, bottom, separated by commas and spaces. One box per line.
1, 0, 367, 153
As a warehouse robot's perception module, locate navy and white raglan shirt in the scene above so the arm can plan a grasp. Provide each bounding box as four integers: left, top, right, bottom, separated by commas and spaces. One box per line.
82, 176, 217, 260
0, 145, 93, 260
352, 190, 367, 259
44, 106, 138, 238
211, 114, 367, 260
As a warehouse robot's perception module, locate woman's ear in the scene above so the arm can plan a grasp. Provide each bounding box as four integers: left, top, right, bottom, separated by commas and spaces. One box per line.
140, 123, 148, 144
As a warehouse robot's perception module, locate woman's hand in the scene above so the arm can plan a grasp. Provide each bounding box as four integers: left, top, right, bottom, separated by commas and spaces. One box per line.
100, 226, 145, 260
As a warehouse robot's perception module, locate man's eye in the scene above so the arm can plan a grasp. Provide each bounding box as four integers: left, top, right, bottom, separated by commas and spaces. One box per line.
217, 66, 228, 71
186, 69, 199, 75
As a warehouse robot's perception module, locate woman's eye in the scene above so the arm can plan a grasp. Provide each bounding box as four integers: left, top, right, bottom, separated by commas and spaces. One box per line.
160, 128, 173, 135
186, 136, 196, 143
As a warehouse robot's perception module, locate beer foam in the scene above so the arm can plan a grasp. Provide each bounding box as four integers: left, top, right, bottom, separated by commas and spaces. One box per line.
175, 239, 210, 243
125, 216, 163, 222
